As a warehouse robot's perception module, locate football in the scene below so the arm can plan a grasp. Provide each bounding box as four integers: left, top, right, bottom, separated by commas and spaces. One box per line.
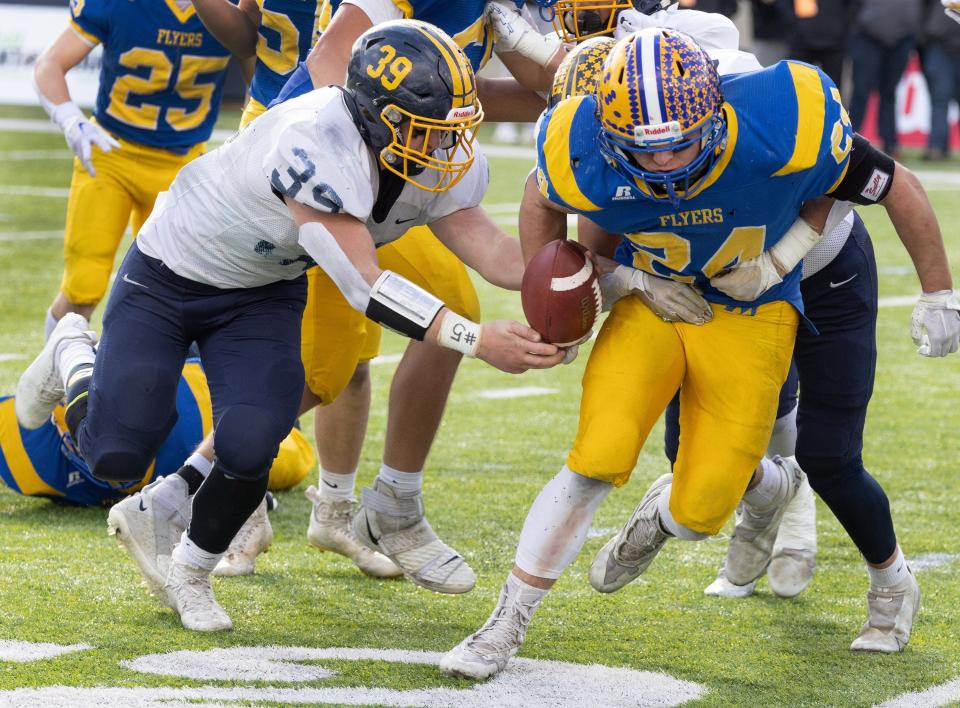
521, 239, 602, 346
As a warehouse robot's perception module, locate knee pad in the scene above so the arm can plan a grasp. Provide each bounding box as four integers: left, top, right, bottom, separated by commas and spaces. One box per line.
90, 449, 154, 483
214, 404, 282, 481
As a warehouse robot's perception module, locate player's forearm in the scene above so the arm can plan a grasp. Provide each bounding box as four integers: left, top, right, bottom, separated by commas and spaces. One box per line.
306, 5, 372, 87
33, 54, 72, 107
476, 76, 546, 122
884, 164, 954, 292
519, 171, 569, 265
497, 48, 566, 95
190, 0, 259, 58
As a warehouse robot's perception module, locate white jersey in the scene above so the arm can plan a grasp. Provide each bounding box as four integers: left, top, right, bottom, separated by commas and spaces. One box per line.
137, 87, 488, 289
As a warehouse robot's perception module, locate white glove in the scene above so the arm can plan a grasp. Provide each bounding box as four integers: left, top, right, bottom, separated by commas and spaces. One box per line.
561, 344, 580, 365
943, 0, 960, 23
600, 264, 713, 324
910, 290, 960, 357
486, 0, 561, 67
710, 218, 822, 301
50, 102, 120, 177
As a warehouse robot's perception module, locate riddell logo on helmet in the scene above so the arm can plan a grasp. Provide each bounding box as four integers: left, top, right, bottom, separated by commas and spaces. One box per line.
446, 106, 476, 120
634, 121, 683, 145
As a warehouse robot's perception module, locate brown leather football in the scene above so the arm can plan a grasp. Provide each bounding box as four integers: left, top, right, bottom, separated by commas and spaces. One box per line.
521, 240, 601, 346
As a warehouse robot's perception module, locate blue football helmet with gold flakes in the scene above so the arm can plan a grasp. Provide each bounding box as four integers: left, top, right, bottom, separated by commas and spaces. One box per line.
596, 27, 726, 205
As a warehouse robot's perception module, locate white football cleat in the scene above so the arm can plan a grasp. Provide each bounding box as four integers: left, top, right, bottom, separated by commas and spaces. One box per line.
352, 478, 475, 594
107, 477, 191, 597
439, 576, 541, 679
304, 486, 402, 578
704, 570, 758, 598
589, 473, 672, 593
850, 568, 920, 652
768, 472, 817, 598
213, 498, 273, 577
15, 313, 97, 429
724, 456, 803, 587
163, 559, 233, 632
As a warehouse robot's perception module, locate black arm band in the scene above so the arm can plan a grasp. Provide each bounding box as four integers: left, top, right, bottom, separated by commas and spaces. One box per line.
827, 133, 895, 205
364, 271, 444, 341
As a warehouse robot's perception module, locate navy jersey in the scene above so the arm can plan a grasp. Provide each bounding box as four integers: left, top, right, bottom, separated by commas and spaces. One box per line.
0, 361, 210, 506
249, 0, 319, 108
69, 0, 232, 149
536, 61, 854, 312
317, 0, 493, 71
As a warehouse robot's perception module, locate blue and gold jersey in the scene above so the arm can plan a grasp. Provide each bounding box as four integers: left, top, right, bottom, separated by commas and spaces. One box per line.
536, 61, 854, 312
69, 0, 232, 150
249, 0, 319, 109
317, 0, 493, 72
0, 361, 211, 506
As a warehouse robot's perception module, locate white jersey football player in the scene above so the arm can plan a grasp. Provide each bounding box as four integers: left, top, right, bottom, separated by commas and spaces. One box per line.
16, 20, 564, 632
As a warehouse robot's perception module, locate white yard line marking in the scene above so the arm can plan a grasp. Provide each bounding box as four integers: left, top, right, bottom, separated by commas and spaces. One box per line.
478, 386, 559, 399
909, 552, 960, 571
0, 149, 72, 160
369, 353, 402, 366
0, 230, 63, 241
587, 527, 618, 539
0, 185, 70, 198
878, 296, 916, 308
0, 354, 26, 362
875, 678, 960, 708
0, 640, 93, 663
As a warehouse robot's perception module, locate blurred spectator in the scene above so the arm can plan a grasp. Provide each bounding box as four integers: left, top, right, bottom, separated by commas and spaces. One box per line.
790, 0, 855, 88
921, 0, 960, 160
749, 0, 794, 66
848, 0, 924, 158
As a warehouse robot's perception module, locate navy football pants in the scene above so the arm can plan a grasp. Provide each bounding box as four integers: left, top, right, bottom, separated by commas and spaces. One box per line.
664, 214, 897, 564
78, 244, 307, 486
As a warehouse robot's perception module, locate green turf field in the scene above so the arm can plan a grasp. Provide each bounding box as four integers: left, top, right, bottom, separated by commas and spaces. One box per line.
0, 105, 959, 706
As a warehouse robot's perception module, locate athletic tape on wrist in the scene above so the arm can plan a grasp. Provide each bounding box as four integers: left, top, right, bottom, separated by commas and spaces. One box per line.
769, 218, 822, 273
437, 311, 481, 357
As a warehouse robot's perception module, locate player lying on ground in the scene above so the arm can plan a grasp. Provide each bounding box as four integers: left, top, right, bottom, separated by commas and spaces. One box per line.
15, 20, 564, 633
440, 27, 957, 679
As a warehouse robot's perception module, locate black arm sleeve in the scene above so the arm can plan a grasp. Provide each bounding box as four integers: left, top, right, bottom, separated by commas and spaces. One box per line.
826, 133, 895, 205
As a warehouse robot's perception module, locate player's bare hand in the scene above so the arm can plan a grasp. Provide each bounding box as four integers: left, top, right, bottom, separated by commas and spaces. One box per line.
477, 320, 565, 373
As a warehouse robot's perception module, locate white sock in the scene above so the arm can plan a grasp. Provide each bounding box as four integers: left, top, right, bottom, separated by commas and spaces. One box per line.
150, 474, 190, 515
766, 406, 797, 458
44, 308, 58, 341
378, 463, 422, 495
742, 457, 787, 511
57, 340, 96, 390
319, 466, 357, 502
504, 572, 549, 608
186, 451, 213, 478
172, 532, 222, 572
514, 466, 611, 579
656, 484, 708, 540
867, 547, 910, 589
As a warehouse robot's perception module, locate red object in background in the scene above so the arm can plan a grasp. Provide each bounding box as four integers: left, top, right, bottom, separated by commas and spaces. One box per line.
858, 54, 960, 151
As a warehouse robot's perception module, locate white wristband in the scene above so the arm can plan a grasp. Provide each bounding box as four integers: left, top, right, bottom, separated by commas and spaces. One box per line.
769, 218, 823, 274
437, 311, 481, 358
49, 101, 85, 131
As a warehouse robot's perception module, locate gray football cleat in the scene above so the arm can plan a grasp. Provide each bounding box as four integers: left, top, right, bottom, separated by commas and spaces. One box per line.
107, 477, 191, 597
850, 568, 921, 652
352, 478, 475, 593
15, 313, 97, 429
724, 456, 803, 587
589, 473, 672, 593
213, 497, 273, 577
439, 576, 542, 679
305, 486, 402, 578
164, 559, 233, 632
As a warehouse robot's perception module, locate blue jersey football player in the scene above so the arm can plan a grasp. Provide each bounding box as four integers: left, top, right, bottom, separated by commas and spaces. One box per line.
33, 0, 233, 335
441, 27, 956, 678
